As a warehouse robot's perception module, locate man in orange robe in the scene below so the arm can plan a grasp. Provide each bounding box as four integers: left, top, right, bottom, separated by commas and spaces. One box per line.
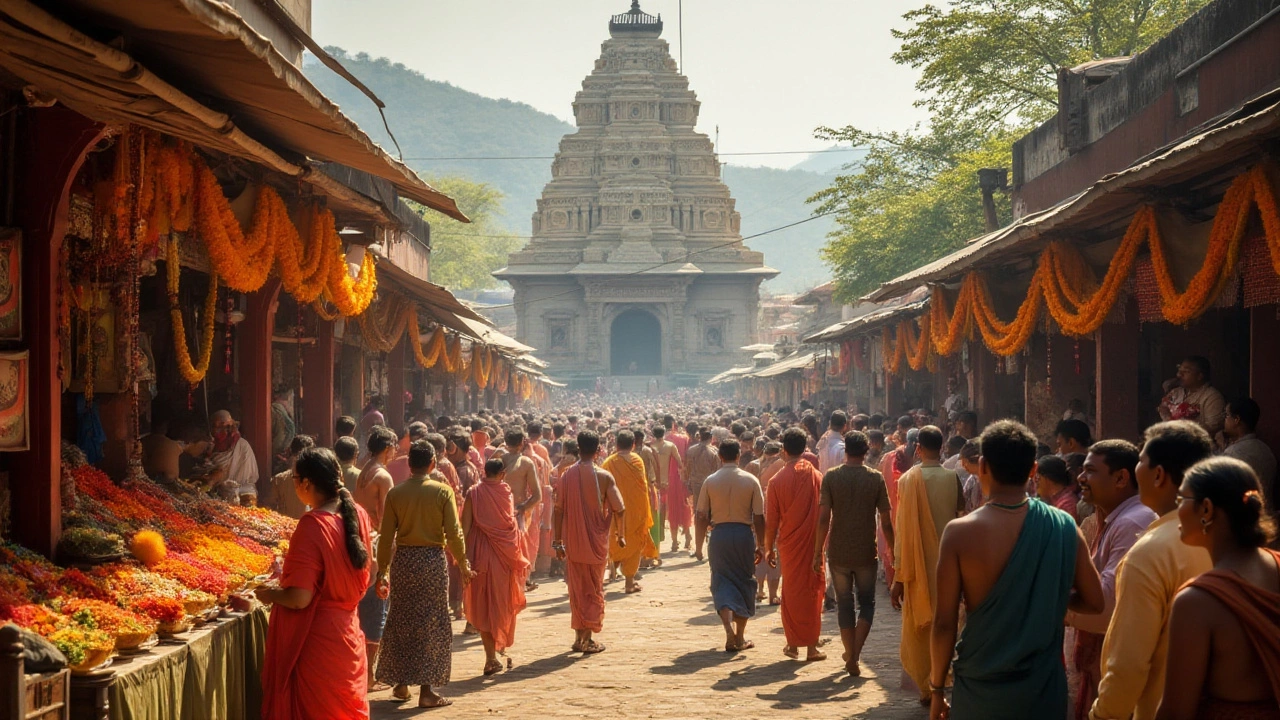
553, 430, 625, 654
602, 429, 659, 593
765, 427, 828, 662
462, 458, 529, 676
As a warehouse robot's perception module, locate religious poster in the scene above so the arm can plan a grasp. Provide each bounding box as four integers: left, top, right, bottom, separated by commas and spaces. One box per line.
68, 285, 123, 395
0, 229, 22, 342
0, 350, 29, 452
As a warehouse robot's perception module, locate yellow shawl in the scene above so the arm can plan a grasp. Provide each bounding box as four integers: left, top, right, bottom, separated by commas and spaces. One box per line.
896, 465, 940, 632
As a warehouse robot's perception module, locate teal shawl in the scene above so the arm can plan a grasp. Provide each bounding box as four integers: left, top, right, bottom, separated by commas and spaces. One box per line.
951, 499, 1078, 720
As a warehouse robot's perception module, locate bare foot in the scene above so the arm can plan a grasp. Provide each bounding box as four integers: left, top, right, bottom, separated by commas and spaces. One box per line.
580, 639, 606, 654
625, 582, 643, 594
391, 685, 411, 701
846, 660, 861, 676
769, 597, 781, 605
367, 681, 392, 693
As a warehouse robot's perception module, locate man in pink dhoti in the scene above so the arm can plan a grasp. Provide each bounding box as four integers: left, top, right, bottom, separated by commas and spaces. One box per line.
462, 458, 529, 676
552, 430, 625, 655
765, 427, 827, 662
521, 440, 553, 577
498, 428, 542, 591
877, 428, 916, 587
667, 419, 693, 550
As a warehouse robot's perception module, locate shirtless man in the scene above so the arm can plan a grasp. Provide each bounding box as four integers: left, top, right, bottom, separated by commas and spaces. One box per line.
929, 420, 1104, 719
499, 427, 542, 591
353, 424, 396, 689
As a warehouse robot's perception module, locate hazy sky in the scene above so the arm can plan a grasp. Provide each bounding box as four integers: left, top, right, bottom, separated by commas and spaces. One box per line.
311, 0, 929, 169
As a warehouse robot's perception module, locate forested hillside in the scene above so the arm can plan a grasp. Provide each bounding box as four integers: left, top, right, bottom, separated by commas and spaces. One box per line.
306, 49, 842, 292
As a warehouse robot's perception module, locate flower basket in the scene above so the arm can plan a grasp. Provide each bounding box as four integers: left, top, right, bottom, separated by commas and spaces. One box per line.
69, 645, 113, 674
182, 597, 215, 616
114, 630, 154, 651
157, 618, 191, 637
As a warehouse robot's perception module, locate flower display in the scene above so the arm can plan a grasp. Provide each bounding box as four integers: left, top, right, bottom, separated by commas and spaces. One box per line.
57, 598, 158, 640
47, 625, 114, 668
130, 529, 168, 567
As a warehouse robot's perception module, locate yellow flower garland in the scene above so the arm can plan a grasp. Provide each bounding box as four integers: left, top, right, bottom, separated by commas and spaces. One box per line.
167, 234, 218, 385
275, 205, 332, 304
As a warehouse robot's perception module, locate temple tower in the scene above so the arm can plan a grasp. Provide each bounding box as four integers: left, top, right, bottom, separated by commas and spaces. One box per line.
494, 1, 777, 387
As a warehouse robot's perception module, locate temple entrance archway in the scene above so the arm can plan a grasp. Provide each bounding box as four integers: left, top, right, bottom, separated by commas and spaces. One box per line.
610, 309, 661, 375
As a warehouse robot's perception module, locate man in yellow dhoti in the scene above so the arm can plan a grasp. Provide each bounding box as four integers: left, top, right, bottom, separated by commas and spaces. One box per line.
602, 429, 659, 594
888, 425, 965, 706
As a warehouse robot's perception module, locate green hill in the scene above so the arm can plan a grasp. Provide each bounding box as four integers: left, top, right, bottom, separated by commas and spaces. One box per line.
305, 48, 571, 227
305, 49, 844, 292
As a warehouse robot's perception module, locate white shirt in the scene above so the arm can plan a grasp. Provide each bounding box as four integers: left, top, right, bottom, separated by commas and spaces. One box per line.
816, 430, 846, 475
213, 437, 259, 497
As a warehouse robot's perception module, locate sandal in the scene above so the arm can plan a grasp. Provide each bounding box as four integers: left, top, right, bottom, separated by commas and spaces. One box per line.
483, 659, 503, 676
391, 686, 412, 702
580, 640, 606, 654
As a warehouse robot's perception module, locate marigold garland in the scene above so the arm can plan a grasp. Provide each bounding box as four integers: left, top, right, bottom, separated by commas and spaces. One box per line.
876, 163, 1280, 371
167, 234, 219, 385
275, 204, 333, 303
193, 162, 278, 292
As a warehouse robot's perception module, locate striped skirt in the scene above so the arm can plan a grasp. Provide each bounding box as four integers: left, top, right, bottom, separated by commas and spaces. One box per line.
374, 545, 453, 688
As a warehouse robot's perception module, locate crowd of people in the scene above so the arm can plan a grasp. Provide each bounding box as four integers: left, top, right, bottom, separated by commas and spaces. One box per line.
241, 369, 1279, 720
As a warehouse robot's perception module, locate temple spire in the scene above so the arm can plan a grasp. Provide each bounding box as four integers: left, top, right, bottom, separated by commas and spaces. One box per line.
610, 0, 662, 36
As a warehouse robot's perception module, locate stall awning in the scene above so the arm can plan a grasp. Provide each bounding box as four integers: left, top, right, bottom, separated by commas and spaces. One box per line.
0, 0, 467, 222
454, 316, 536, 356
706, 366, 755, 385
867, 86, 1280, 302
804, 286, 931, 344
375, 261, 493, 340
748, 352, 816, 379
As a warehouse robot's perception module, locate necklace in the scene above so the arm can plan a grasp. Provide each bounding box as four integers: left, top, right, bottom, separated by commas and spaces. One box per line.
988, 497, 1030, 510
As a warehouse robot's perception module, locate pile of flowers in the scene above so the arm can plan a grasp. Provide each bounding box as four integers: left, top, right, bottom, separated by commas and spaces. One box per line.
0, 460, 297, 662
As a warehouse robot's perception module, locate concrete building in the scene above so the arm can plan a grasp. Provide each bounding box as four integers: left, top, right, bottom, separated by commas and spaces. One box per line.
494, 1, 776, 388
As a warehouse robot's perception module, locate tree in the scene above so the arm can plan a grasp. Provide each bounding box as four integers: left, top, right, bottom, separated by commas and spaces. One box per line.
410, 176, 523, 291
894, 0, 1209, 130
814, 0, 1209, 301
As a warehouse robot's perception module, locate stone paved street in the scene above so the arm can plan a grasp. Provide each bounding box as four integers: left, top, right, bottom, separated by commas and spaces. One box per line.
371, 550, 926, 719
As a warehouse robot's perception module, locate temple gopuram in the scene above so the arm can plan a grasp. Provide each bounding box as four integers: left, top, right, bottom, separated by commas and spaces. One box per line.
494, 1, 777, 389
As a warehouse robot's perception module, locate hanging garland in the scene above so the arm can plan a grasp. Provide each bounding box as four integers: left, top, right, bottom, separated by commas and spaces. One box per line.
357, 294, 411, 354
275, 205, 333, 303
471, 345, 492, 389
414, 325, 449, 369
881, 163, 1280, 372
193, 163, 278, 292
321, 214, 378, 316
167, 234, 219, 385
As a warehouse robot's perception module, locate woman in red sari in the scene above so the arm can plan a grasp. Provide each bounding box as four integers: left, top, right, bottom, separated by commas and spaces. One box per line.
257, 447, 373, 720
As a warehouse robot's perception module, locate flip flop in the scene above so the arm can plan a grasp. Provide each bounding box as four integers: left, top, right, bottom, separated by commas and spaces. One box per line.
418, 697, 453, 710
483, 660, 502, 676
782, 646, 799, 659
391, 688, 412, 702
367, 681, 392, 693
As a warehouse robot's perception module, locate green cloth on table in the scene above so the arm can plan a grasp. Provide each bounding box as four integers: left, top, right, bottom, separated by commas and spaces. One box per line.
105, 607, 267, 720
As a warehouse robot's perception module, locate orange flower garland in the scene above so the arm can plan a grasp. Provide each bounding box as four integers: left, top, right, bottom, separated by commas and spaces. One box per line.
414, 324, 449, 369
358, 294, 411, 353
275, 204, 333, 303
167, 234, 219, 385
193, 162, 278, 292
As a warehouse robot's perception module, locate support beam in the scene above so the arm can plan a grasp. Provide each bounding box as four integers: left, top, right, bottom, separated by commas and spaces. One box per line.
10, 107, 105, 557
1096, 300, 1141, 443
241, 279, 281, 494
301, 319, 335, 446
386, 336, 405, 435
1250, 306, 1280, 453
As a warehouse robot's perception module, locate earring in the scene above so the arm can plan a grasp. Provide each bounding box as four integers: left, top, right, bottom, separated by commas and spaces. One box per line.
1200, 517, 1212, 534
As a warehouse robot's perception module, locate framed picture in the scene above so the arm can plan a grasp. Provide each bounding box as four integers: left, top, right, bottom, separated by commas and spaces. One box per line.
0, 229, 22, 342
0, 350, 29, 451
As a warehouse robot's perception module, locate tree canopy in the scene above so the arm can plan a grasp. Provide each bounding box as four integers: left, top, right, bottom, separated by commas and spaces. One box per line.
411, 176, 522, 291
814, 0, 1209, 301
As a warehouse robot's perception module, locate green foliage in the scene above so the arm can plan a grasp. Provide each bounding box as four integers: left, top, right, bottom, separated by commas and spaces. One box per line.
812, 126, 1017, 301
894, 0, 1210, 129
815, 0, 1209, 301
410, 177, 522, 291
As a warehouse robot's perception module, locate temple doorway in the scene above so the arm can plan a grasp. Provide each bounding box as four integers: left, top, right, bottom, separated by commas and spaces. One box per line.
610, 309, 661, 375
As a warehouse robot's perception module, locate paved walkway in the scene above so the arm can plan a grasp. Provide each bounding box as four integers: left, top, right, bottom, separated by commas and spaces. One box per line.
370, 549, 926, 719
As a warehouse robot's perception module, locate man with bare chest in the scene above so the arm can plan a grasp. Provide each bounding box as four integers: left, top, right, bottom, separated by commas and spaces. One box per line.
354, 425, 396, 690
499, 428, 542, 590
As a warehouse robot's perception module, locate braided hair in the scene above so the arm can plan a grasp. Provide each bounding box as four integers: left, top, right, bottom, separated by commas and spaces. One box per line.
294, 447, 369, 569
